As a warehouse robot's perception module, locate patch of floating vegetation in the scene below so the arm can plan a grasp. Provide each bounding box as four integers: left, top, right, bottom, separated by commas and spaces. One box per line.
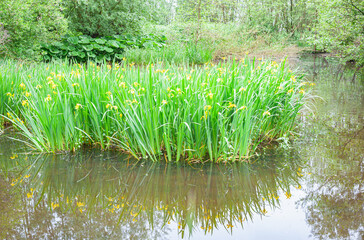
0, 58, 314, 162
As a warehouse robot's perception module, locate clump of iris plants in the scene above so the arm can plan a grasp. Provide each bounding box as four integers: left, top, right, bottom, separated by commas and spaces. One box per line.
0, 58, 314, 162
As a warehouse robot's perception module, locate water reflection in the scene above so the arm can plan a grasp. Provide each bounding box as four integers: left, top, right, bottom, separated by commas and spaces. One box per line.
0, 140, 304, 239
297, 55, 364, 240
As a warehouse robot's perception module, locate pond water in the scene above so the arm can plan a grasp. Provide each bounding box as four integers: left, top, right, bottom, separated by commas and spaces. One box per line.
0, 55, 363, 240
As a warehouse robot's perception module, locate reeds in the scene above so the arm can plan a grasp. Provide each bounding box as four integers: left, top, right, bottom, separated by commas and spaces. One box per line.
0, 58, 312, 161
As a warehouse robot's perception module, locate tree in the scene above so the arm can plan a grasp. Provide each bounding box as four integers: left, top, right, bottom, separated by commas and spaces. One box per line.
0, 0, 67, 58
307, 0, 364, 66
62, 0, 149, 37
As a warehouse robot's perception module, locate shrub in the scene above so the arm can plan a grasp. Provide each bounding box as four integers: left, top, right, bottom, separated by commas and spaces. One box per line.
0, 0, 67, 59
41, 34, 167, 62
63, 0, 147, 37
121, 41, 215, 64
306, 0, 364, 66
0, 24, 10, 54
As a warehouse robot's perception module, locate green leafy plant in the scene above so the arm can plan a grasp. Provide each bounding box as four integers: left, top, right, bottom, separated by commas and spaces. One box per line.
305, 0, 364, 66
0, 58, 312, 162
0, 0, 67, 59
41, 34, 167, 62
62, 0, 147, 37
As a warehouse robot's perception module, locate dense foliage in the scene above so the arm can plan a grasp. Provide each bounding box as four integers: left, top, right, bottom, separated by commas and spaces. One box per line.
175, 0, 313, 34
41, 34, 167, 62
306, 0, 364, 66
0, 0, 67, 59
0, 58, 311, 162
0, 0, 362, 64
62, 0, 147, 37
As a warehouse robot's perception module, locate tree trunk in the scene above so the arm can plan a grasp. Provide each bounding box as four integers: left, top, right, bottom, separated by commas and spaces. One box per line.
195, 0, 202, 44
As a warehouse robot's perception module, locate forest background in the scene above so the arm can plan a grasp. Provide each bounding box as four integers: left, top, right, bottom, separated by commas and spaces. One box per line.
0, 0, 363, 66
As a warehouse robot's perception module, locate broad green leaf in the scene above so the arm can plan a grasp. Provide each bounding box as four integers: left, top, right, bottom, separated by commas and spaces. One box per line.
104, 47, 113, 53
87, 52, 96, 58
95, 39, 106, 44
82, 45, 93, 51
107, 40, 119, 48
67, 37, 79, 45
78, 36, 90, 44
115, 54, 123, 59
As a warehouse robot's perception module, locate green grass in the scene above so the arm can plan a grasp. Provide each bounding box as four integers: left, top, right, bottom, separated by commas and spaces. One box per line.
0, 58, 312, 162
122, 41, 215, 64
142, 22, 301, 59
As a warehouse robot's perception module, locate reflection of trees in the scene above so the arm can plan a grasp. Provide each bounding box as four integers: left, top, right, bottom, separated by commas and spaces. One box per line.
301, 136, 363, 239
0, 177, 24, 239
298, 54, 363, 84
0, 144, 303, 239
298, 57, 364, 240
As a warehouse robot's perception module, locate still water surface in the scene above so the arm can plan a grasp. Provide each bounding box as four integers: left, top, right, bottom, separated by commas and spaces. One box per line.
0, 56, 363, 239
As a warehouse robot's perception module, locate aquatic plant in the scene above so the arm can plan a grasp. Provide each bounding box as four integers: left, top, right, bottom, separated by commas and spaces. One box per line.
0, 57, 313, 161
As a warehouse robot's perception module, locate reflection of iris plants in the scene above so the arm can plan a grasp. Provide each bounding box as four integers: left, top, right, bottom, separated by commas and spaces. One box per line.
0, 58, 313, 162
1, 148, 304, 238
